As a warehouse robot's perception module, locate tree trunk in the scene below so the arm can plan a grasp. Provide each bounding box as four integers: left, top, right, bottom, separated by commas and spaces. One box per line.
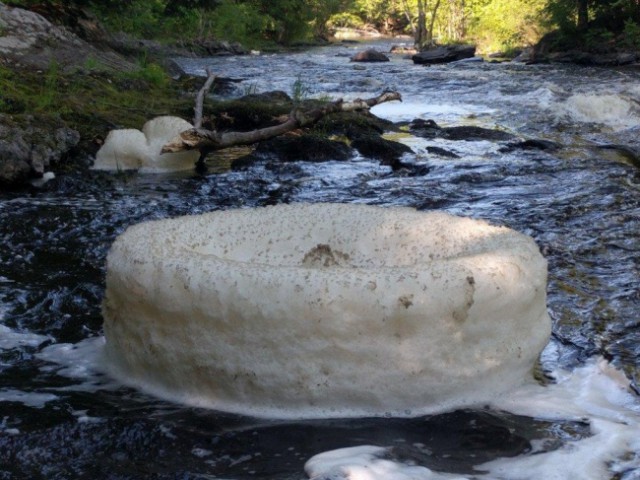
577, 0, 589, 30
416, 0, 427, 49
427, 0, 442, 44
161, 92, 402, 155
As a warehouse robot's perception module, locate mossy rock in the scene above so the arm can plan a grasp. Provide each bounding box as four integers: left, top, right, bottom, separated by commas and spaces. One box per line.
313, 110, 395, 140
232, 134, 352, 169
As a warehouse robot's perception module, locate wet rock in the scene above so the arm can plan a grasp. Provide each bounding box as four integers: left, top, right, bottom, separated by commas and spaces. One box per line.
351, 49, 390, 62
595, 144, 640, 168
0, 114, 80, 188
231, 134, 352, 169
499, 139, 561, 153
426, 146, 461, 159
412, 45, 476, 65
351, 135, 413, 167
410, 119, 516, 142
315, 111, 391, 140
547, 50, 637, 66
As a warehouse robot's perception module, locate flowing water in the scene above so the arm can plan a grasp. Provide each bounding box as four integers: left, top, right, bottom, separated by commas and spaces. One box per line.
1, 40, 639, 479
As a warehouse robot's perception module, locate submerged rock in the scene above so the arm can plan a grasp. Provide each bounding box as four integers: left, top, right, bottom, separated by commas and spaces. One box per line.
410, 118, 516, 142
499, 139, 562, 153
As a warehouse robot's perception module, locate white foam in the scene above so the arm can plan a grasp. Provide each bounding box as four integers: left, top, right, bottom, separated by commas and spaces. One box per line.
0, 389, 58, 408
92, 116, 200, 172
306, 446, 467, 480
304, 359, 640, 480
102, 204, 550, 419
0, 324, 50, 350
554, 93, 640, 130
35, 336, 119, 393
371, 100, 488, 123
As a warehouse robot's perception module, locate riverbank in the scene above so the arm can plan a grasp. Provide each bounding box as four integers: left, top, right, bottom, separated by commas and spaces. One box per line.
3, 1, 640, 189
0, 1, 260, 188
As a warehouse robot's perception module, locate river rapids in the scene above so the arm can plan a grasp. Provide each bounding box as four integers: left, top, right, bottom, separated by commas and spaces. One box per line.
0, 40, 639, 479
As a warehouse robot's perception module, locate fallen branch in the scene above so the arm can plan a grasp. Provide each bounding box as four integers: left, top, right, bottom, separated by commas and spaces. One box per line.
161, 91, 402, 154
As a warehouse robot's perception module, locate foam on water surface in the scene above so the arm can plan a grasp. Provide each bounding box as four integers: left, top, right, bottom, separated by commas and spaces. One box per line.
305, 358, 640, 480
553, 91, 640, 131
0, 324, 50, 351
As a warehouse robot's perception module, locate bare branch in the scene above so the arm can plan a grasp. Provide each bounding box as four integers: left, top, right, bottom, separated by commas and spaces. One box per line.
193, 69, 217, 129
162, 91, 402, 155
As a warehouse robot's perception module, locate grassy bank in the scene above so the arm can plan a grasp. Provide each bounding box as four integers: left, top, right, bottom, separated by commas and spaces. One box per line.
0, 59, 196, 155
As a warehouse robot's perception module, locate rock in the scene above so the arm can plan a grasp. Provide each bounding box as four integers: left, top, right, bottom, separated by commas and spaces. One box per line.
596, 144, 640, 168
0, 114, 80, 187
512, 47, 535, 63
410, 119, 515, 142
0, 2, 134, 72
426, 146, 461, 159
350, 49, 390, 62
499, 139, 561, 153
351, 135, 413, 167
196, 40, 248, 56
412, 45, 476, 65
232, 134, 352, 169
390, 45, 417, 55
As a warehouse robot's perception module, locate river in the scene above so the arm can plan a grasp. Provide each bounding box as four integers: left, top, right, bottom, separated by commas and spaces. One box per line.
1, 40, 639, 479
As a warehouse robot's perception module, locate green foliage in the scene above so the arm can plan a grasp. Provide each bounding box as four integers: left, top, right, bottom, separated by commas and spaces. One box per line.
207, 0, 267, 46
36, 60, 61, 111
469, 0, 547, 52
327, 12, 365, 29
92, 0, 167, 38
583, 26, 615, 49
622, 18, 640, 49
291, 74, 311, 104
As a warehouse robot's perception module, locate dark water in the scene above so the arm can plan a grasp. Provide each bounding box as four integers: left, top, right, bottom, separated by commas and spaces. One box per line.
1, 41, 639, 479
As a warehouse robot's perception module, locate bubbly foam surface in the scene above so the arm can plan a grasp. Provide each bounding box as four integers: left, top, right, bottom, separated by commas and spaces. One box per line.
555, 93, 640, 130
102, 203, 550, 419
93, 116, 200, 172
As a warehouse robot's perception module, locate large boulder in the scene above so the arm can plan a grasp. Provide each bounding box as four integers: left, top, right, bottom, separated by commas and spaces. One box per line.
0, 2, 133, 71
412, 45, 476, 65
0, 114, 80, 187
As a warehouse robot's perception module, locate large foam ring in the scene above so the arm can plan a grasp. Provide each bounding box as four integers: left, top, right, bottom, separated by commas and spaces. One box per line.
102, 203, 551, 419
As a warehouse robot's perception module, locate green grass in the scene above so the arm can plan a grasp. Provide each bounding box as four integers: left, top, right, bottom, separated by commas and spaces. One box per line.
0, 60, 193, 151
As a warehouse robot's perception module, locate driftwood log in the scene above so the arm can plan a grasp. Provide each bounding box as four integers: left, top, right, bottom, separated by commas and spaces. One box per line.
161, 72, 402, 156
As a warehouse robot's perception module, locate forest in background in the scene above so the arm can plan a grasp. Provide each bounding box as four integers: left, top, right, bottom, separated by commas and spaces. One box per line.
6, 0, 640, 54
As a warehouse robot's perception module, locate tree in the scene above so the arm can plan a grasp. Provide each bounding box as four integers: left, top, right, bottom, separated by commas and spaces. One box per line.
577, 0, 589, 30
401, 0, 443, 48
